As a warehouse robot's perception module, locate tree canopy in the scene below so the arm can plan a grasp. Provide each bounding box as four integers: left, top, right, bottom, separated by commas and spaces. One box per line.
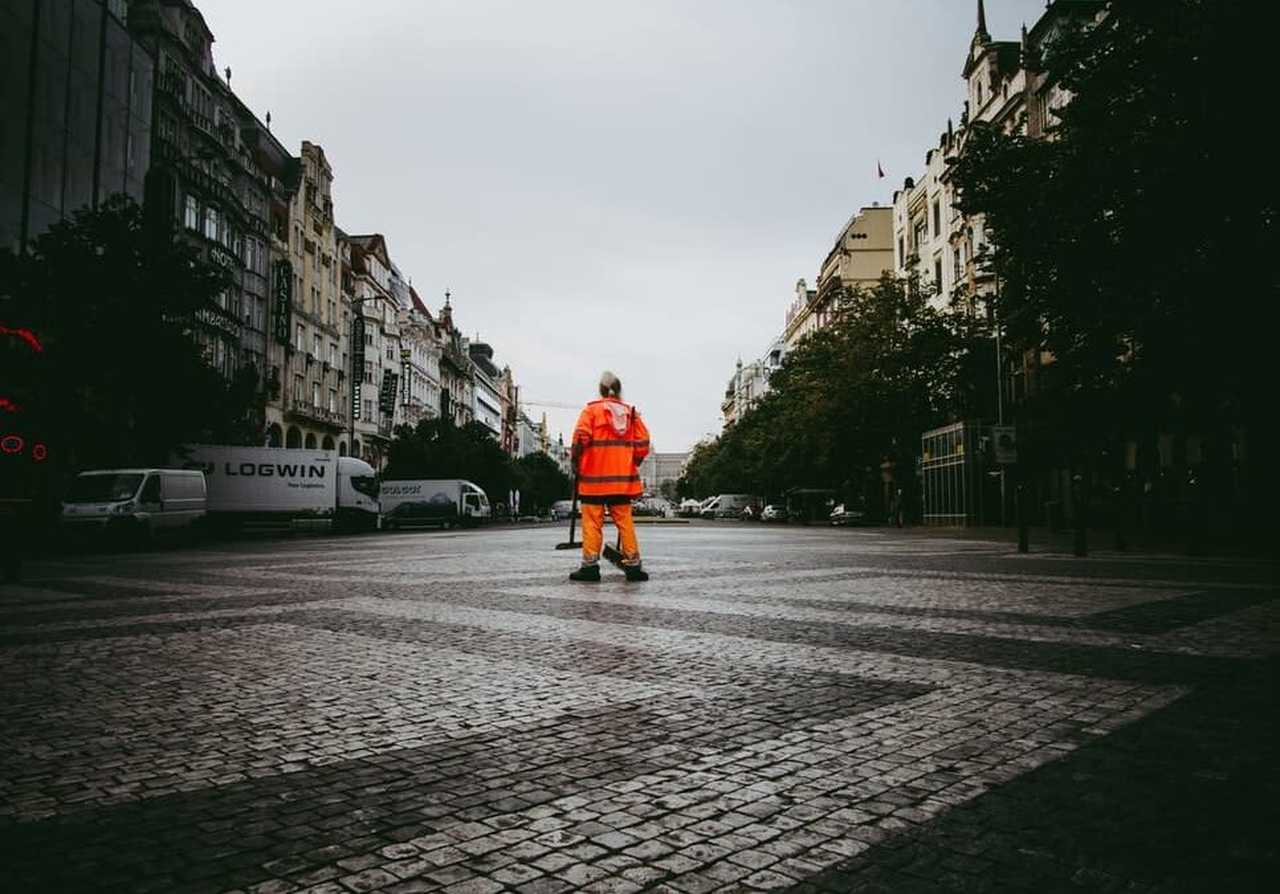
679, 273, 980, 508
948, 0, 1273, 451
383, 419, 571, 513
0, 196, 264, 475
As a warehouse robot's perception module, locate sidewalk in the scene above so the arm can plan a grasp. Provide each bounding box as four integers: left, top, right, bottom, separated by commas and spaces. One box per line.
884, 521, 1277, 561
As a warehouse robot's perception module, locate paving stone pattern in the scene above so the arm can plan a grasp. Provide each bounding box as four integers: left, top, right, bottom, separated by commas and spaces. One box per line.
0, 525, 1275, 892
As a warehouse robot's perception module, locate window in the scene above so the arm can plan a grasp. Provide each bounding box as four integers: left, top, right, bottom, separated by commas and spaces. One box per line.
328, 300, 336, 325
329, 342, 338, 365
913, 220, 927, 252
954, 247, 963, 282
897, 237, 904, 265
386, 346, 394, 361
312, 333, 321, 357
293, 374, 304, 401
204, 207, 218, 241
329, 389, 337, 413
364, 361, 373, 384
312, 381, 320, 407
363, 399, 374, 422
184, 196, 198, 230
932, 200, 941, 237
295, 323, 305, 352
934, 258, 943, 290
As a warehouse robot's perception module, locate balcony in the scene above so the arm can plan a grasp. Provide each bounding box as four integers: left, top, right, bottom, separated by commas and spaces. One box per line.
284, 397, 345, 431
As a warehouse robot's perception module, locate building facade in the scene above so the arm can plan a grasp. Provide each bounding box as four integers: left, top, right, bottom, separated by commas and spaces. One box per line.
131, 0, 276, 387
343, 233, 400, 467
468, 341, 503, 440
721, 336, 786, 428
814, 205, 894, 316
639, 451, 688, 495
436, 297, 474, 428
396, 287, 441, 429
1, 0, 153, 252
257, 141, 346, 451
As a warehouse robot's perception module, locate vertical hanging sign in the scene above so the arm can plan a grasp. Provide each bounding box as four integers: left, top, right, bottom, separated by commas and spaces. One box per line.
351, 312, 365, 413
272, 260, 292, 346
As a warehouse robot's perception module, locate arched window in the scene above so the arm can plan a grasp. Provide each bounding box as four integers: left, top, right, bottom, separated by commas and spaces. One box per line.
322, 435, 334, 450
338, 441, 347, 456
304, 433, 317, 449
352, 439, 361, 458
267, 424, 283, 447
286, 426, 302, 448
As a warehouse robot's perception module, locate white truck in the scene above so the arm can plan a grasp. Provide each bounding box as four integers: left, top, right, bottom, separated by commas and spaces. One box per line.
178, 445, 380, 530
380, 479, 491, 529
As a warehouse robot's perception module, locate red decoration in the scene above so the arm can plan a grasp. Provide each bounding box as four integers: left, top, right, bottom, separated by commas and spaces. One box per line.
32, 443, 47, 462
0, 324, 43, 353
0, 434, 23, 454
0, 397, 19, 413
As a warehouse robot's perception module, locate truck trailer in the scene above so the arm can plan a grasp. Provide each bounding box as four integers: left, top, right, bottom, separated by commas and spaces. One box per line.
179, 445, 379, 530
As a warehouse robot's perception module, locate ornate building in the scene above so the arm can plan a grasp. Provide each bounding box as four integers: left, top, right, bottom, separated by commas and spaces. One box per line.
342, 232, 400, 467
130, 0, 270, 389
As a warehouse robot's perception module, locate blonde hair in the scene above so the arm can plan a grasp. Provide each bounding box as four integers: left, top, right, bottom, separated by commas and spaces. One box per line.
598, 370, 622, 398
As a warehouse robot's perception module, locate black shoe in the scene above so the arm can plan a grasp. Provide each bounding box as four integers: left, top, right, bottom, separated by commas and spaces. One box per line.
623, 565, 649, 582
569, 564, 601, 582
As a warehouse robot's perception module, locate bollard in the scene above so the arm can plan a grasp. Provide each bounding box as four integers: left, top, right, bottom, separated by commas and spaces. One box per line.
1016, 483, 1029, 553
1072, 474, 1088, 557
1113, 485, 1127, 551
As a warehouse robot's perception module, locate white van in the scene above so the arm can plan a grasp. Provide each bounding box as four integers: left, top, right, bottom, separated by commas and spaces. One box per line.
701, 493, 755, 519
61, 469, 207, 539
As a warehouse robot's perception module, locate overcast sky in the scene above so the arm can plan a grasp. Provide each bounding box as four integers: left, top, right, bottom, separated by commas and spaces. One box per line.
199, 0, 1047, 452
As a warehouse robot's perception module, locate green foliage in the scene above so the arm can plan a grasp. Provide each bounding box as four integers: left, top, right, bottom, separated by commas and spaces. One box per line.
948, 0, 1273, 445
383, 418, 515, 504
0, 196, 264, 472
512, 452, 571, 515
679, 274, 978, 501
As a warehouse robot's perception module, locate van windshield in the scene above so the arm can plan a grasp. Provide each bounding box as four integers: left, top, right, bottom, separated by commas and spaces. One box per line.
351, 475, 379, 499
67, 474, 143, 503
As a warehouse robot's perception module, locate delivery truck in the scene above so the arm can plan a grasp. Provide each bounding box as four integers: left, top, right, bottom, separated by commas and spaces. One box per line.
179, 445, 379, 530
380, 479, 491, 529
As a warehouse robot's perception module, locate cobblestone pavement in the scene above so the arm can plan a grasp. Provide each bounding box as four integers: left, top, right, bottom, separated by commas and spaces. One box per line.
1, 524, 1276, 893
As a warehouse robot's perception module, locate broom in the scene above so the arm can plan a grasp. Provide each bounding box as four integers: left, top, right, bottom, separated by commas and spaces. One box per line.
554, 472, 582, 550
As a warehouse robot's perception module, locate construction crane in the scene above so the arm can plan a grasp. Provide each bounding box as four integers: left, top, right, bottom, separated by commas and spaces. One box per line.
518, 399, 579, 411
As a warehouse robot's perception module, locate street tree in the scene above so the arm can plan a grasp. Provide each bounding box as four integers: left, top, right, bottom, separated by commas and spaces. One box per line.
384, 418, 515, 504
0, 196, 264, 475
948, 0, 1275, 526
512, 452, 571, 516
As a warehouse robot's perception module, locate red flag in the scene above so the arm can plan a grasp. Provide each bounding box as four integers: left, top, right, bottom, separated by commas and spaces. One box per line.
877, 160, 886, 179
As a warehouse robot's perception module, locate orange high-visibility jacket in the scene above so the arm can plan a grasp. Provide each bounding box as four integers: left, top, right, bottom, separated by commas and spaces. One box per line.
572, 397, 651, 504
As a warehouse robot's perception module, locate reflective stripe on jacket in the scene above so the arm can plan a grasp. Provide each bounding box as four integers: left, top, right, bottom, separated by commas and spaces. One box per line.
573, 398, 651, 504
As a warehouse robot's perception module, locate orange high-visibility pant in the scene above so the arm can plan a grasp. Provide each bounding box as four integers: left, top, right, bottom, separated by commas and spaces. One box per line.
581, 503, 640, 566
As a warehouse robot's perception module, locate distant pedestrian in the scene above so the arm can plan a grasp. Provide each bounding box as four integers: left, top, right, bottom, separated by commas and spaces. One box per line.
568, 371, 650, 582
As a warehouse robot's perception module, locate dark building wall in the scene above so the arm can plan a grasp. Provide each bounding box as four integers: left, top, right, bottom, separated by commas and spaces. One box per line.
0, 0, 153, 252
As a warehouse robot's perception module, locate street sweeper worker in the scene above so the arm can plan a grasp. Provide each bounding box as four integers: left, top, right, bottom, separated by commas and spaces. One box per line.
568, 371, 651, 582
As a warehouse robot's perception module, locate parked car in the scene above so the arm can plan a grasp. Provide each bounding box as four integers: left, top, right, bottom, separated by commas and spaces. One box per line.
551, 500, 578, 520
760, 504, 788, 522
829, 503, 868, 526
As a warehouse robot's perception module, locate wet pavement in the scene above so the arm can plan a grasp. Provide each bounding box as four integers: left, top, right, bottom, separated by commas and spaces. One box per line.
1, 523, 1276, 892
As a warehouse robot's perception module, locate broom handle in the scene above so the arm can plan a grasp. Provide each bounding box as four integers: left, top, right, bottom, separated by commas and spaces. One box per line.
567, 471, 580, 544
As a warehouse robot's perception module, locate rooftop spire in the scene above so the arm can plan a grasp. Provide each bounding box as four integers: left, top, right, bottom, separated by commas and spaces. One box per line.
977, 0, 990, 39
